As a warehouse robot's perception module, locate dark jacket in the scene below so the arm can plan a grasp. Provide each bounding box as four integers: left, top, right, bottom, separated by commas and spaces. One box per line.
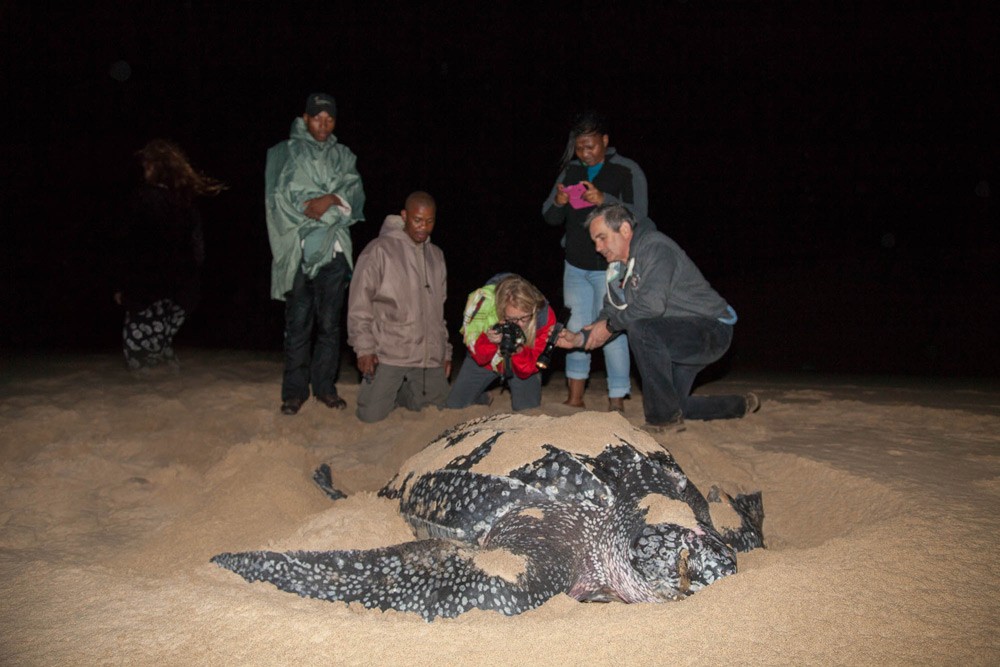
599, 222, 733, 332
117, 184, 204, 313
542, 148, 649, 271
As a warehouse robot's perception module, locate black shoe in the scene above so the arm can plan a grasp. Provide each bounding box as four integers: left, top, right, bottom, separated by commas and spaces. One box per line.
281, 397, 305, 415
317, 394, 347, 409
640, 412, 686, 434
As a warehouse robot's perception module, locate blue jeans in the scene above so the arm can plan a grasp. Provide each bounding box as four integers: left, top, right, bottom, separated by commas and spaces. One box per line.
445, 356, 541, 411
563, 262, 631, 398
628, 316, 747, 423
282, 255, 348, 401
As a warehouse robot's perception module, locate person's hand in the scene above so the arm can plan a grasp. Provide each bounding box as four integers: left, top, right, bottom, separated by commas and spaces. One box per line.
554, 183, 570, 207
357, 354, 379, 378
444, 360, 452, 379
304, 194, 344, 220
113, 291, 123, 306
556, 328, 585, 349
581, 181, 605, 206
582, 320, 612, 350
485, 328, 502, 344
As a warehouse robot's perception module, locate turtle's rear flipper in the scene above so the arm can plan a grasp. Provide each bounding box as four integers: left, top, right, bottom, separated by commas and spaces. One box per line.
717, 490, 765, 552
211, 539, 564, 621
312, 464, 346, 501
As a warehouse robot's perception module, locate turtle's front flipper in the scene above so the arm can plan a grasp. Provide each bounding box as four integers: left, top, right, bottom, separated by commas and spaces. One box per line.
211, 539, 566, 621
712, 490, 765, 552
312, 464, 346, 501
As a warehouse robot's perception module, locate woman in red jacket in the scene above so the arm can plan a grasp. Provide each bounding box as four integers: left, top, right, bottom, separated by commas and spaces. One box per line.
446, 274, 556, 411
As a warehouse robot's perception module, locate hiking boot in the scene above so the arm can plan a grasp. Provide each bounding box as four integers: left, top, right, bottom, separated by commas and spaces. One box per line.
317, 394, 347, 409
640, 413, 686, 434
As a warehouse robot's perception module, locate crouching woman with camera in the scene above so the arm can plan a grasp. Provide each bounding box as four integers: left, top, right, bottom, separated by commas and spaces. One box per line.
446, 274, 557, 411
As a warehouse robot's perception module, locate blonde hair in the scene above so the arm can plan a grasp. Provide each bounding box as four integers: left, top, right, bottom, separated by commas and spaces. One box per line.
494, 274, 546, 344
136, 139, 226, 203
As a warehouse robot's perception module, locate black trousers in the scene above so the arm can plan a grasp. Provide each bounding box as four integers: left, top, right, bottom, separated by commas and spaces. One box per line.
282, 255, 349, 401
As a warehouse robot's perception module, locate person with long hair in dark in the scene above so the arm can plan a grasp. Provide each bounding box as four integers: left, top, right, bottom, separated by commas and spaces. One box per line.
114, 139, 225, 375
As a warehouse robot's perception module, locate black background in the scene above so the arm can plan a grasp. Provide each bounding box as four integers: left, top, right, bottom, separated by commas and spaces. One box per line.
3, 2, 997, 376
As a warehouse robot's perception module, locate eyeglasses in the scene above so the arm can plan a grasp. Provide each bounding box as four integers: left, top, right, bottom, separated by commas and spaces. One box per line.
504, 313, 533, 326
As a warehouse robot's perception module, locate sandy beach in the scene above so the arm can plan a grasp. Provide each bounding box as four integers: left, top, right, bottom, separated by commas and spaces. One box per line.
1, 349, 998, 665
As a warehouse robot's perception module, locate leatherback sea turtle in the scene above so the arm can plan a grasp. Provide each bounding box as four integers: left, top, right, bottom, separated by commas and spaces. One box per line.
212, 413, 764, 621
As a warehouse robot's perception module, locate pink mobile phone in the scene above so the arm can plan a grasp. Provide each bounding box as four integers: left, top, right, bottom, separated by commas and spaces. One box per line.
563, 182, 592, 209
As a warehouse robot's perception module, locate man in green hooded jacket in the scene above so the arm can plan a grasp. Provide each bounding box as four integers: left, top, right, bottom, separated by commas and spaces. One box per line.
265, 93, 365, 415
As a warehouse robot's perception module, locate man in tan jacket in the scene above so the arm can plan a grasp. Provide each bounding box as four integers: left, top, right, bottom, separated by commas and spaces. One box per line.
347, 192, 452, 422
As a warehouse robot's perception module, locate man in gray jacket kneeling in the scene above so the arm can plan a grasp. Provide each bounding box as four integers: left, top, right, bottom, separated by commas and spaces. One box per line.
557, 203, 759, 432
347, 192, 452, 422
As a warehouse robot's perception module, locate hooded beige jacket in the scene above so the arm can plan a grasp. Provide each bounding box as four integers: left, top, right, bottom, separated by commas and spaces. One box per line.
347, 215, 451, 368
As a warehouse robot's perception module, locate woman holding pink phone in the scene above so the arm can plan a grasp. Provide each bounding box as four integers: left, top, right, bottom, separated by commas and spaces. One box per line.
541, 110, 649, 412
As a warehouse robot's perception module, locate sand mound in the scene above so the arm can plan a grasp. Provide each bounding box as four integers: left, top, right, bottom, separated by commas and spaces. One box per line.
1, 350, 998, 664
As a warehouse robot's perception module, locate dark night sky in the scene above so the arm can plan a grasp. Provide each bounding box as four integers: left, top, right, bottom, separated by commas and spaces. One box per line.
2, 3, 997, 376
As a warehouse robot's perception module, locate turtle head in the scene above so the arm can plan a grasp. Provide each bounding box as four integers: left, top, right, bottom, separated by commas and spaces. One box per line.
630, 523, 738, 599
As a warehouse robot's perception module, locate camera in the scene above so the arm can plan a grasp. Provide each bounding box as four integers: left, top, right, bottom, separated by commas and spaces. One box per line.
492, 321, 527, 357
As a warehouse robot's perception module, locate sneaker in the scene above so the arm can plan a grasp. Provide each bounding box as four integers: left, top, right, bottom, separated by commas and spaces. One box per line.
281, 397, 305, 415
608, 397, 625, 413
743, 392, 761, 416
317, 394, 347, 409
